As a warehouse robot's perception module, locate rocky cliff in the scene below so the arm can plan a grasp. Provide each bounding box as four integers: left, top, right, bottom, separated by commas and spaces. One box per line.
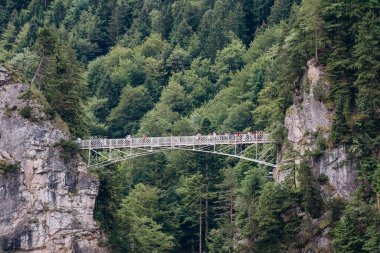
275, 60, 358, 252
0, 66, 107, 253
276, 60, 357, 200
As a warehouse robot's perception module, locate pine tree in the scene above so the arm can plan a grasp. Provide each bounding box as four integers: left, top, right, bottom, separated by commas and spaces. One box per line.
254, 182, 301, 252
1, 20, 17, 51
34, 27, 87, 136
199, 0, 245, 58
353, 8, 380, 139
14, 22, 30, 53
176, 172, 208, 253
333, 200, 379, 253
33, 27, 58, 90
107, 85, 153, 137
116, 183, 175, 252
363, 224, 380, 253
297, 159, 324, 218
333, 216, 362, 253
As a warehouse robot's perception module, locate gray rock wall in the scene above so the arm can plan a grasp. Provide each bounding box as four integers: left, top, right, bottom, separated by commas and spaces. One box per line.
0, 66, 11, 86
0, 66, 106, 253
275, 60, 357, 200
274, 60, 358, 253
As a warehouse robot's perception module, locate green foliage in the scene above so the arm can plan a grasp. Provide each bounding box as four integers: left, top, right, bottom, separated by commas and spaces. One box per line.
246, 23, 284, 61
362, 224, 380, 253
198, 0, 245, 58
298, 159, 324, 218
160, 80, 190, 115
269, 121, 287, 148
139, 103, 180, 137
221, 102, 253, 132
325, 198, 346, 223
2, 0, 379, 251
322, 0, 380, 146
332, 199, 380, 253
269, 0, 298, 25
4, 104, 17, 118
207, 224, 235, 253
311, 132, 328, 158
317, 173, 329, 185
115, 183, 175, 252
213, 39, 246, 76
0, 160, 21, 175
313, 80, 327, 103
107, 85, 153, 137
19, 105, 32, 119
373, 164, 380, 195
9, 47, 39, 80
58, 139, 79, 164
254, 182, 301, 252
235, 168, 268, 250
167, 46, 191, 73
34, 27, 87, 136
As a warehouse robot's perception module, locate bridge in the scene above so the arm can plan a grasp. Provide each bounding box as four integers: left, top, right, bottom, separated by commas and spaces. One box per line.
79, 132, 276, 168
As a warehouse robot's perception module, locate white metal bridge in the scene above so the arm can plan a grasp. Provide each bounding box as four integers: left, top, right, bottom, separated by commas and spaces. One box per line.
79, 132, 276, 168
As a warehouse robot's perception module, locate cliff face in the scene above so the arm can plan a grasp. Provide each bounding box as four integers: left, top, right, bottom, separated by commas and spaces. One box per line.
275, 60, 358, 252
0, 66, 106, 253
276, 60, 357, 200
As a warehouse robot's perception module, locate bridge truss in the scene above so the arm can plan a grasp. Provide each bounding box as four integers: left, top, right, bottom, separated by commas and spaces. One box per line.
79, 133, 277, 168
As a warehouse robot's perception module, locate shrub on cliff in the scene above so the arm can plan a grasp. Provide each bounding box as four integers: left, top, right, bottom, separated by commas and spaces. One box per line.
20, 105, 32, 119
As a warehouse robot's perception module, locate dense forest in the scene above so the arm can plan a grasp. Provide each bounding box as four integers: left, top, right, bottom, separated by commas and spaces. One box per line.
0, 0, 379, 252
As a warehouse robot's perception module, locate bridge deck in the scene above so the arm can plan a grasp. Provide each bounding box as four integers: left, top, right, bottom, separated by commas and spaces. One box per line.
80, 133, 271, 150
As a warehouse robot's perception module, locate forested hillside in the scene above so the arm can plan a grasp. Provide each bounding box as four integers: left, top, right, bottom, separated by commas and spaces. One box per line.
0, 0, 379, 252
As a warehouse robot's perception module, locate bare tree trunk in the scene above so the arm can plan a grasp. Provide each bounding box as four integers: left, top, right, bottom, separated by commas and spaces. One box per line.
31, 56, 44, 88
315, 29, 318, 62
293, 153, 297, 189
230, 190, 234, 223
205, 157, 209, 250
230, 188, 235, 246
199, 197, 202, 253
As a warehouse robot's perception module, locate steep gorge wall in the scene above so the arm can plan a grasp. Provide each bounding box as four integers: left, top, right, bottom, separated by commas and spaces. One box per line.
276, 60, 357, 200
275, 60, 358, 252
0, 66, 106, 252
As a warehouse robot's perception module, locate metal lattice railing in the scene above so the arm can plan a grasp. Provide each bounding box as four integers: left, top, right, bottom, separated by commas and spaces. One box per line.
80, 132, 271, 150
80, 132, 276, 168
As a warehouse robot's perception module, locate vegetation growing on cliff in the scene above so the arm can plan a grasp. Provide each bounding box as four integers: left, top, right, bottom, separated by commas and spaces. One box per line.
0, 0, 379, 252
0, 160, 20, 175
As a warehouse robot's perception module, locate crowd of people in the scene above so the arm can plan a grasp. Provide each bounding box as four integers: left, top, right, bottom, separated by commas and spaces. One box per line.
196, 131, 264, 141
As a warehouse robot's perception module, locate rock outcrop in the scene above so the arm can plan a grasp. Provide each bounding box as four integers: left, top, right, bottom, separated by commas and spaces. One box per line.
0, 65, 107, 253
275, 60, 358, 252
275, 60, 357, 200
0, 65, 11, 86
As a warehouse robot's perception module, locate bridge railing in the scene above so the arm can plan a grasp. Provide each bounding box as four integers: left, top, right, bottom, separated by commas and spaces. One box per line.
80, 132, 271, 150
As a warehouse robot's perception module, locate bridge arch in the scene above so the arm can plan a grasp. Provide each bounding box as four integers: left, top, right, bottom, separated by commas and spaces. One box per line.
79, 133, 276, 168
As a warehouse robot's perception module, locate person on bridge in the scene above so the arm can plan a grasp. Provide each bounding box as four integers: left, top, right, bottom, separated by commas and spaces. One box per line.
126, 134, 132, 145
224, 132, 229, 141
196, 133, 201, 142
247, 131, 252, 141
76, 138, 81, 145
